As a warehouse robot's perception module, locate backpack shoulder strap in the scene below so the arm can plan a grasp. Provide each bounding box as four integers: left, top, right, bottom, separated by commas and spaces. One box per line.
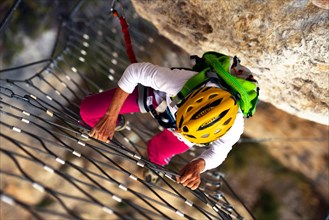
203, 52, 259, 117
170, 68, 211, 107
174, 52, 259, 117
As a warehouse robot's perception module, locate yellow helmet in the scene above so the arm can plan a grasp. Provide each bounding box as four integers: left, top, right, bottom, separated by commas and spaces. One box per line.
176, 87, 238, 144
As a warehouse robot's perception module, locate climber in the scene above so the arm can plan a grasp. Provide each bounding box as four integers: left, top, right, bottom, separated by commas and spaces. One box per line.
80, 53, 257, 190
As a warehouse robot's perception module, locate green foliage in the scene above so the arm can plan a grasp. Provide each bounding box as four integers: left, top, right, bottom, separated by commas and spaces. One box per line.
1, 0, 76, 65
2, 2, 50, 64
220, 140, 261, 171
253, 188, 280, 220
219, 138, 323, 219
221, 140, 286, 172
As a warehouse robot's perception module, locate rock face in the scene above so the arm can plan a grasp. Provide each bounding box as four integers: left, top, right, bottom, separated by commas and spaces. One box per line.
244, 102, 329, 202
131, 0, 329, 204
131, 0, 329, 125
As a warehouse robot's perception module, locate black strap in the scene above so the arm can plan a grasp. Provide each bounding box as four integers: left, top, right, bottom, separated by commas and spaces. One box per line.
137, 84, 149, 113
147, 104, 176, 128
137, 84, 176, 128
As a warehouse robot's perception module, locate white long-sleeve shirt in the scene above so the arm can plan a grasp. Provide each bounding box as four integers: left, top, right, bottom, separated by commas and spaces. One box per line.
118, 63, 244, 171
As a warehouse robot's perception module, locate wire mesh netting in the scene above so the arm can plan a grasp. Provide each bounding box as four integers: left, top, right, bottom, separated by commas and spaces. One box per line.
1, 1, 250, 219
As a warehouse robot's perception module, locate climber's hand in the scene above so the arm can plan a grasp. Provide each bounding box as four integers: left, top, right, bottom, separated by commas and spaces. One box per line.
89, 113, 117, 142
88, 87, 129, 142
176, 158, 205, 190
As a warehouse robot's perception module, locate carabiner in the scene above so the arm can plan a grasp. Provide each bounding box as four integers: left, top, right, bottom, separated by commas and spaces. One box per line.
110, 0, 125, 18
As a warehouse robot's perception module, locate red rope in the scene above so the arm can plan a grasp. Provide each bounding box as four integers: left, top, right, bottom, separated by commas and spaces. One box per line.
113, 11, 137, 64
119, 17, 137, 63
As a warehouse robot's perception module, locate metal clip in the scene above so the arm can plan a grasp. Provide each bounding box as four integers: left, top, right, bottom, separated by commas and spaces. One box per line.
110, 0, 125, 18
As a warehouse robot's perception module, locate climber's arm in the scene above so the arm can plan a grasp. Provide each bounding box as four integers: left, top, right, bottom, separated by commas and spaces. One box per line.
118, 62, 196, 96
89, 87, 129, 142
176, 158, 205, 190
177, 110, 244, 190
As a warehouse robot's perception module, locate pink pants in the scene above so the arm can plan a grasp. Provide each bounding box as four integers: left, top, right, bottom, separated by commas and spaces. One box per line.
80, 87, 189, 166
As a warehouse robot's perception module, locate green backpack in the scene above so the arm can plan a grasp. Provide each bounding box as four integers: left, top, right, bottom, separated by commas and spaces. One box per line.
171, 51, 260, 118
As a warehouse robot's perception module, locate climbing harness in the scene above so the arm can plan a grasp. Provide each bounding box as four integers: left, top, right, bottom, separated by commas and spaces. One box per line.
137, 86, 177, 128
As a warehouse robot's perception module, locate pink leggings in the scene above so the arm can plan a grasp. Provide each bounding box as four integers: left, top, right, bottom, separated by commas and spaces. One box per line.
80, 87, 189, 165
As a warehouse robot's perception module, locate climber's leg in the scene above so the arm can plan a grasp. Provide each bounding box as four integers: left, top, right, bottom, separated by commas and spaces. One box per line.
80, 87, 140, 127
147, 129, 190, 166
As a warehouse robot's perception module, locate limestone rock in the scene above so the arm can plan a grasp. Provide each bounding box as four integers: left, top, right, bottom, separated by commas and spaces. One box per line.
312, 0, 329, 9
131, 0, 329, 125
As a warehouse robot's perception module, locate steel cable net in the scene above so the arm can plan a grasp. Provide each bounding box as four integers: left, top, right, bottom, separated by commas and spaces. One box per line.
0, 1, 246, 219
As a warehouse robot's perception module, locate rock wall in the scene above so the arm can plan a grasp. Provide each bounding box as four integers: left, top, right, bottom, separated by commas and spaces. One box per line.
131, 0, 329, 202
244, 102, 329, 202
131, 0, 329, 125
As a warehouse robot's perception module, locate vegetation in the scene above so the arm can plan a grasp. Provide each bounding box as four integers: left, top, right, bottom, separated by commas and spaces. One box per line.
219, 138, 325, 219
1, 1, 78, 65
253, 188, 280, 220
